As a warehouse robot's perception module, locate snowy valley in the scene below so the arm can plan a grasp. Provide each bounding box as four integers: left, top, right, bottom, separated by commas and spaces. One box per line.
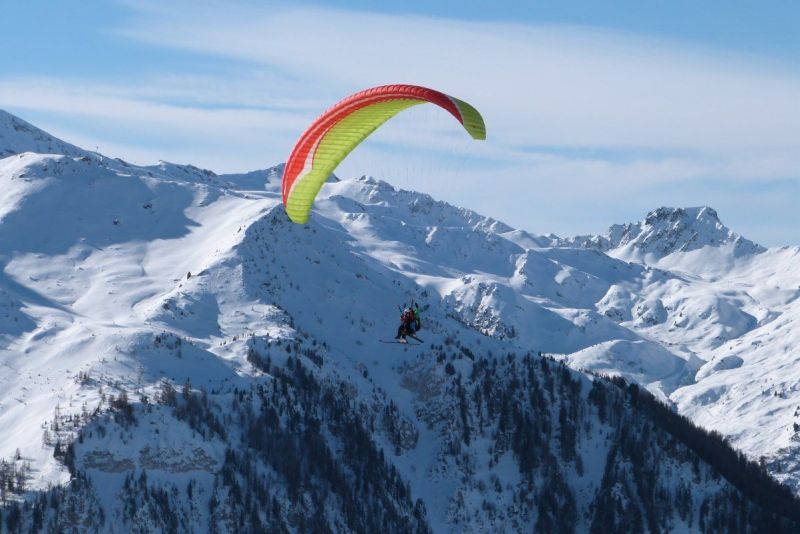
0, 110, 799, 532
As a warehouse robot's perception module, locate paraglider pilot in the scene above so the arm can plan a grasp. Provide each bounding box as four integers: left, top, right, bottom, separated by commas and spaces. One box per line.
395, 302, 423, 340
396, 306, 416, 340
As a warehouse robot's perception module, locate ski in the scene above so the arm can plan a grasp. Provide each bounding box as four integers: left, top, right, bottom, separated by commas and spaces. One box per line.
379, 338, 422, 345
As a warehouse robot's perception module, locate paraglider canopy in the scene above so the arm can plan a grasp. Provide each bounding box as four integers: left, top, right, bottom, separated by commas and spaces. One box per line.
281, 84, 486, 224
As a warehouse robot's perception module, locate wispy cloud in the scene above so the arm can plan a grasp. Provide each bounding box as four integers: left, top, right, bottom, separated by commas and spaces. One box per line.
0, 75, 313, 169
116, 1, 800, 151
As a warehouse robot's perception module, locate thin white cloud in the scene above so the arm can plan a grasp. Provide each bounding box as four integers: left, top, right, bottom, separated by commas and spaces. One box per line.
116, 1, 800, 152
0, 76, 313, 170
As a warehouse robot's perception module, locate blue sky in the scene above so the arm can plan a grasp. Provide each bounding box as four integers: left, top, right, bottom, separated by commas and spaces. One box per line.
1, 0, 798, 245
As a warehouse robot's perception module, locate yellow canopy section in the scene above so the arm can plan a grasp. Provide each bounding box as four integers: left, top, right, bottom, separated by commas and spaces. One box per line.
282, 84, 486, 224
286, 99, 423, 224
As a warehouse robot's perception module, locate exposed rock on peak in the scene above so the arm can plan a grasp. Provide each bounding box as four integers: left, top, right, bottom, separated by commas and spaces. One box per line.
0, 109, 86, 158
563, 206, 764, 259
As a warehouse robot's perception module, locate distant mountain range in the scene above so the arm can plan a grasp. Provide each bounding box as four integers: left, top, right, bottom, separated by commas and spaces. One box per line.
0, 110, 798, 532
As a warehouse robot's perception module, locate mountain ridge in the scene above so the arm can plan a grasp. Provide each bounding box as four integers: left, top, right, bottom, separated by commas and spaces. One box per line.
0, 110, 799, 532
0, 109, 86, 158
560, 205, 765, 261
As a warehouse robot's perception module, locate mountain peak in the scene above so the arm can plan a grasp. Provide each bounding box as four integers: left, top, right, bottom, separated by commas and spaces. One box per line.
564, 206, 765, 259
643, 206, 719, 227
0, 109, 85, 158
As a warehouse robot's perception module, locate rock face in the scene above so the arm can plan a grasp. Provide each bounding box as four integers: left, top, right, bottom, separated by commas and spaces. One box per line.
564, 206, 765, 259
1, 110, 800, 532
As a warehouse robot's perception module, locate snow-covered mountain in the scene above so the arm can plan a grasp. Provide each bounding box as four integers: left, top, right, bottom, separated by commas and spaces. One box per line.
555, 207, 800, 495
564, 206, 765, 260
0, 110, 85, 159
0, 109, 799, 532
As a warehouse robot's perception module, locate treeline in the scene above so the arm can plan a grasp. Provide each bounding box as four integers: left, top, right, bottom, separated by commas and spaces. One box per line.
430, 346, 800, 533
0, 352, 430, 534
0, 460, 29, 504
605, 375, 800, 527
195, 355, 429, 533
3, 337, 800, 533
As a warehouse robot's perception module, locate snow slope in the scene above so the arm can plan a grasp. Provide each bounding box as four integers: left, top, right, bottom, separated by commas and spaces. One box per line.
0, 110, 85, 158
0, 109, 799, 531
560, 206, 800, 491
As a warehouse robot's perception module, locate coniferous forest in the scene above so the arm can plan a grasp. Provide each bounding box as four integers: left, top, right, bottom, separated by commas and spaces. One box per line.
1, 343, 798, 533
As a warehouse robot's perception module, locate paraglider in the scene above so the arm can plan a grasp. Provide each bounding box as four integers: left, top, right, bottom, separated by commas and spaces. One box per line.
396, 306, 416, 342
281, 84, 486, 224
386, 302, 424, 344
